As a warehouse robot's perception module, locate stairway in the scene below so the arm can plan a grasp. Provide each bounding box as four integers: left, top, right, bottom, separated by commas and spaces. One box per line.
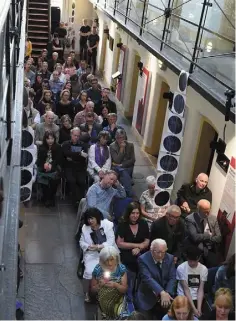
27, 0, 50, 58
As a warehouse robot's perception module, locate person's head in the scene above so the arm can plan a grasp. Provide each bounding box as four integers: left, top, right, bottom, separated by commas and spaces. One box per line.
84, 207, 104, 228
64, 80, 72, 90
99, 246, 120, 272
42, 61, 48, 72
42, 79, 50, 90
24, 77, 30, 87
166, 205, 181, 226
60, 89, 70, 101
44, 104, 52, 112
101, 105, 109, 117
36, 73, 43, 84
195, 173, 208, 190
85, 111, 95, 125
53, 33, 59, 40
91, 77, 98, 89
28, 57, 34, 65
80, 60, 86, 69
101, 170, 118, 188
43, 130, 56, 147
66, 56, 73, 66
115, 128, 127, 145
61, 114, 72, 129
185, 246, 202, 268
214, 288, 233, 320
168, 296, 194, 320
123, 202, 141, 225
98, 131, 110, 146
85, 66, 92, 74
92, 25, 97, 34
69, 50, 75, 59
108, 113, 117, 125
87, 73, 94, 83
78, 90, 88, 102
70, 127, 80, 143
25, 61, 31, 71
52, 52, 58, 61
197, 199, 211, 218
85, 100, 94, 112
43, 90, 52, 101
102, 88, 110, 100
150, 239, 167, 262
45, 111, 55, 125
52, 70, 59, 81
146, 176, 156, 192
41, 49, 47, 58
55, 63, 62, 74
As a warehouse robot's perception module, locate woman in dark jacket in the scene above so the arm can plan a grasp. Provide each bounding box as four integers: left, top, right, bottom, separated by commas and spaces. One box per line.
36, 90, 56, 116
59, 114, 72, 144
56, 89, 74, 121
37, 130, 62, 207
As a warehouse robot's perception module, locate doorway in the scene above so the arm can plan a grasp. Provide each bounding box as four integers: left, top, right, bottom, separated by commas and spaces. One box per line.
192, 119, 218, 179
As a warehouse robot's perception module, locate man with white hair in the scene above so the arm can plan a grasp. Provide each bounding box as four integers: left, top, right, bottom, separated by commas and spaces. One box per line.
184, 199, 221, 267
73, 100, 99, 127
150, 205, 185, 265
48, 52, 61, 73
136, 238, 176, 319
35, 111, 59, 145
177, 173, 212, 217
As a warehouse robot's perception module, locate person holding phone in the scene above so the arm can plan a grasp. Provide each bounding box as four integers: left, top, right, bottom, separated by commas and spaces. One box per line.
61, 127, 88, 207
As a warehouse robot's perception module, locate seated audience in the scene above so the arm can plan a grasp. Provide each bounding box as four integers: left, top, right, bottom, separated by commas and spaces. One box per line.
86, 78, 102, 105
50, 63, 66, 83
162, 295, 198, 320
140, 176, 168, 226
86, 170, 126, 219
80, 209, 117, 303
80, 111, 102, 146
150, 205, 185, 265
136, 239, 176, 319
35, 111, 59, 145
87, 131, 111, 183
103, 113, 123, 145
69, 50, 79, 69
110, 129, 135, 197
98, 105, 109, 128
61, 127, 88, 207
91, 246, 129, 319
62, 56, 76, 77
41, 61, 51, 80
95, 87, 117, 115
40, 48, 48, 62
33, 72, 43, 92
48, 52, 61, 73
24, 60, 35, 86
24, 96, 40, 130
73, 90, 88, 114
116, 202, 150, 301
56, 89, 74, 120
73, 101, 99, 127
176, 246, 207, 318
185, 199, 222, 267
36, 131, 62, 207
214, 254, 235, 298
34, 78, 51, 105
80, 69, 93, 90
202, 288, 235, 320
40, 104, 59, 124
37, 90, 56, 116
49, 71, 64, 101
77, 60, 87, 77
36, 56, 43, 71
58, 115, 72, 144
177, 173, 212, 217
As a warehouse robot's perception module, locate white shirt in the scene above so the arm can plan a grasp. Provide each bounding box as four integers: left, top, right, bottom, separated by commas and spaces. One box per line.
87, 144, 111, 176
176, 261, 208, 300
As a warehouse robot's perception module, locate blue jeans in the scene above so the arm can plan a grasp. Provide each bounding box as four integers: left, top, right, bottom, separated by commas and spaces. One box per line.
113, 166, 133, 197
126, 269, 137, 302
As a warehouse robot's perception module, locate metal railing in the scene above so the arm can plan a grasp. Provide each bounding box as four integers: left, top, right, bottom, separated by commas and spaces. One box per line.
0, 0, 26, 318
91, 0, 235, 122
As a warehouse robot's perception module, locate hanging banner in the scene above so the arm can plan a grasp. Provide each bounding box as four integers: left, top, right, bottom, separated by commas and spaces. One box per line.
217, 156, 236, 258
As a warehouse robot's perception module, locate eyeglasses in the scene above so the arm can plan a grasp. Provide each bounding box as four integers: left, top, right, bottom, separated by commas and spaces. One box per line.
152, 250, 166, 254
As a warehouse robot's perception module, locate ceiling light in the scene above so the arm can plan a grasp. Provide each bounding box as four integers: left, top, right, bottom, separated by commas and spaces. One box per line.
206, 41, 213, 53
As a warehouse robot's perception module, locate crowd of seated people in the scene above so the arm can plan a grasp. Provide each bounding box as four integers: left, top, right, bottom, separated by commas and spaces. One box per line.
23, 38, 234, 320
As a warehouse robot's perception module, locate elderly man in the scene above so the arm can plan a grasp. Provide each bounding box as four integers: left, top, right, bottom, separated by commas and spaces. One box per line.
110, 128, 135, 197
86, 170, 126, 219
80, 111, 102, 146
35, 111, 59, 145
61, 127, 88, 207
48, 52, 61, 72
136, 239, 176, 319
73, 101, 99, 127
50, 63, 66, 83
95, 88, 117, 115
184, 199, 221, 267
150, 205, 185, 265
177, 173, 212, 217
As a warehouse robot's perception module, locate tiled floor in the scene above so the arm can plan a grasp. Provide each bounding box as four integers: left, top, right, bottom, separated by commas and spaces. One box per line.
17, 101, 156, 319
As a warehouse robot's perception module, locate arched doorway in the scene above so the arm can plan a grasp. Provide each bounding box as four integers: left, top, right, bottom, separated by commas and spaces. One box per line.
192, 118, 218, 179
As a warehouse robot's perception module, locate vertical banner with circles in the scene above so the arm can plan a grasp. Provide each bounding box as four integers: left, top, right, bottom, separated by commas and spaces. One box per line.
155, 70, 189, 207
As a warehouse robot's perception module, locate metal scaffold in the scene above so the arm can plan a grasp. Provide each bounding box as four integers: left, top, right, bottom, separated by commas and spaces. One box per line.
0, 0, 26, 318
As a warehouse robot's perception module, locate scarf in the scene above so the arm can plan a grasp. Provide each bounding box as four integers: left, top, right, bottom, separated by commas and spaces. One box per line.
95, 143, 109, 168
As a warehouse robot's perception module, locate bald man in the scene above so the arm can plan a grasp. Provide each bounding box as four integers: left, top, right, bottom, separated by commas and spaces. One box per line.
177, 173, 212, 217
35, 111, 59, 145
184, 199, 221, 267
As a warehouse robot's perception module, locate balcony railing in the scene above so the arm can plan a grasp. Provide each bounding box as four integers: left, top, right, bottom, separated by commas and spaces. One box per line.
0, 0, 26, 318
92, 0, 235, 122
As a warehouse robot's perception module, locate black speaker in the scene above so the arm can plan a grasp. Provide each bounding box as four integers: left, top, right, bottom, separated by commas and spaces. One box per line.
51, 6, 61, 23
210, 138, 226, 154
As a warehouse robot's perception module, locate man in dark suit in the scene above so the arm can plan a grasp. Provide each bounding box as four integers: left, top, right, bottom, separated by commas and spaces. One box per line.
136, 239, 176, 319
79, 111, 102, 146
150, 205, 185, 265
185, 199, 221, 267
110, 128, 135, 197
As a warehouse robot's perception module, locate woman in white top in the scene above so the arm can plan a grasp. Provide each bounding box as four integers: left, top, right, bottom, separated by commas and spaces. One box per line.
79, 207, 117, 302
87, 131, 111, 183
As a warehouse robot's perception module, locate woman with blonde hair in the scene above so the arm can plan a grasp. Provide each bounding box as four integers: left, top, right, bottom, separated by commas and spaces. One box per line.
203, 288, 235, 320
162, 296, 198, 320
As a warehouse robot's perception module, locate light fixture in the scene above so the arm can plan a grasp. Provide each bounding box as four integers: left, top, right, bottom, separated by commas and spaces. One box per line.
137, 61, 143, 76
206, 41, 213, 53
158, 59, 167, 71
